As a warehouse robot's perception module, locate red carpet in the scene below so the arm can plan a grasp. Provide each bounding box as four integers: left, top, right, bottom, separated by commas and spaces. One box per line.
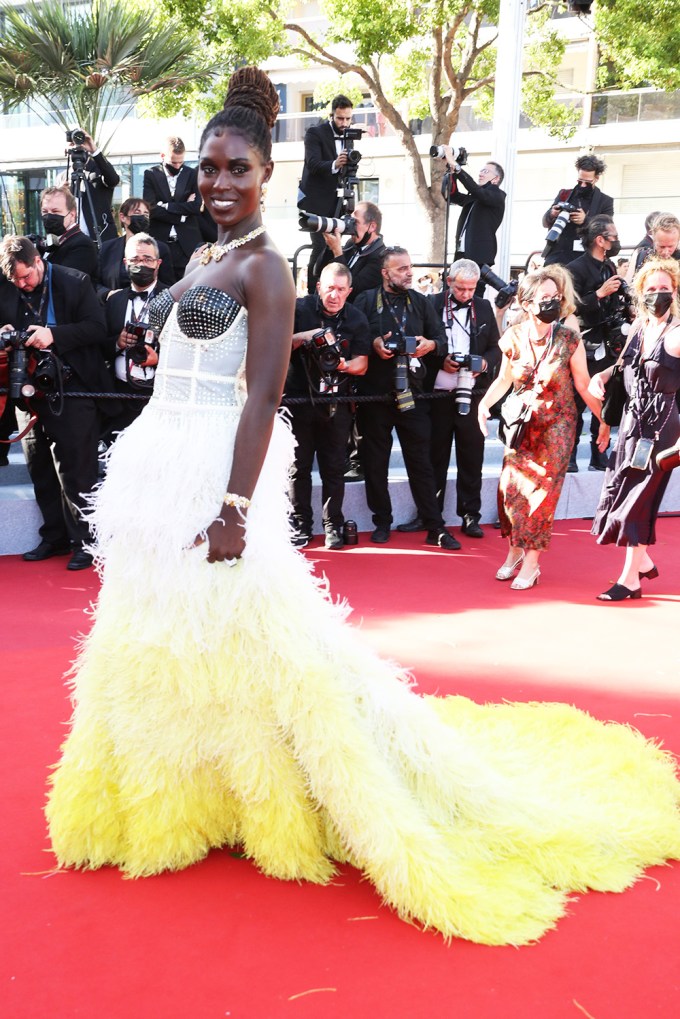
2, 520, 680, 1018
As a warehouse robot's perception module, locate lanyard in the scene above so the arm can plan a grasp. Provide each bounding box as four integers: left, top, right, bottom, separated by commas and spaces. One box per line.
376, 288, 411, 335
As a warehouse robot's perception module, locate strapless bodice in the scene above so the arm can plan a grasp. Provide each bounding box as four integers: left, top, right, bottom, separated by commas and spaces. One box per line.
149, 287, 247, 410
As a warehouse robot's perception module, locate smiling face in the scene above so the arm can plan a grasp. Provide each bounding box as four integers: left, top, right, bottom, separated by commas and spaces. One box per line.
198, 129, 273, 234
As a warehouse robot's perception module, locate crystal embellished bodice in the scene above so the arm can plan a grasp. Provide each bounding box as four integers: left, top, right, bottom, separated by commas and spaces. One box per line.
148, 286, 248, 410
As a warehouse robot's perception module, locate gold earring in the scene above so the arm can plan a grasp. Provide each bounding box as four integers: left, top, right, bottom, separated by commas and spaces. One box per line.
200, 201, 205, 213
260, 184, 267, 212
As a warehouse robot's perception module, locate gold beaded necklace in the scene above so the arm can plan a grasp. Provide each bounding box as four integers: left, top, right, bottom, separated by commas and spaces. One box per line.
198, 225, 266, 265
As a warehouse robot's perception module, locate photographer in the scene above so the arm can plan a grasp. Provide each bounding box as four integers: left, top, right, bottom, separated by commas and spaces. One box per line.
297, 95, 356, 293
398, 259, 500, 539
354, 246, 460, 550
0, 236, 116, 570
103, 233, 166, 439
319, 201, 386, 299
285, 263, 370, 550
627, 213, 680, 280
542, 154, 614, 267
41, 186, 98, 279
63, 129, 120, 245
441, 149, 506, 285
569, 215, 629, 471
97, 197, 175, 297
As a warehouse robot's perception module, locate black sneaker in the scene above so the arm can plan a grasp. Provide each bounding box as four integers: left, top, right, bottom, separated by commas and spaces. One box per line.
425, 529, 461, 551
462, 514, 484, 538
291, 530, 312, 548
324, 528, 344, 550
371, 526, 391, 544
344, 466, 365, 482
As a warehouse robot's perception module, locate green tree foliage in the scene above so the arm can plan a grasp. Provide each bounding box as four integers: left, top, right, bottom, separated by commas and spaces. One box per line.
594, 0, 680, 91
0, 0, 213, 148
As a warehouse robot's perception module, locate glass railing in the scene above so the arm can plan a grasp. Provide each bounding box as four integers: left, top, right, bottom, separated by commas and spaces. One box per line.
0, 99, 136, 130
591, 89, 680, 125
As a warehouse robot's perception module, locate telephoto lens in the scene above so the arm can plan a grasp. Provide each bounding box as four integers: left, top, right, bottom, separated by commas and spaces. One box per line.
342, 520, 358, 545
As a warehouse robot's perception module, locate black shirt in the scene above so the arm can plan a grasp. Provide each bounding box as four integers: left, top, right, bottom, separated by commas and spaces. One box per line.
285, 294, 371, 397
354, 286, 447, 394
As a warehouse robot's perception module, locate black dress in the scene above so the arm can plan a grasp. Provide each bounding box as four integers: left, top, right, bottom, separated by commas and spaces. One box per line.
593, 327, 680, 546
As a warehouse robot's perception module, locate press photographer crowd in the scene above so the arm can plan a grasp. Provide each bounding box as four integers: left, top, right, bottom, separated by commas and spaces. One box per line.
2, 98, 680, 598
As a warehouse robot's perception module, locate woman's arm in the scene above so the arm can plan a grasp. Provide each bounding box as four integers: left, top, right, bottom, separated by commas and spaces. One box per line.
202, 247, 295, 562
571, 340, 611, 452
477, 351, 513, 436
663, 318, 680, 358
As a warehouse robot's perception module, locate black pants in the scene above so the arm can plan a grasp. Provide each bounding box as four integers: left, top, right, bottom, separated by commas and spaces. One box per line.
430, 391, 485, 518
357, 398, 444, 531
305, 232, 328, 294
572, 352, 616, 460
101, 380, 152, 444
167, 240, 190, 284
17, 395, 100, 548
289, 402, 352, 532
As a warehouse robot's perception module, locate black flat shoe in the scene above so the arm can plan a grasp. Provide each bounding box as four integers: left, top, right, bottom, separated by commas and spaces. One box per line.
425, 529, 461, 551
462, 514, 484, 538
23, 540, 71, 562
396, 517, 425, 533
639, 565, 659, 580
67, 550, 94, 571
597, 583, 641, 602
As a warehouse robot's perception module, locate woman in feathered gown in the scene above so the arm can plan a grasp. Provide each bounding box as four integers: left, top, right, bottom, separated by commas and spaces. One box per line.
46, 68, 680, 946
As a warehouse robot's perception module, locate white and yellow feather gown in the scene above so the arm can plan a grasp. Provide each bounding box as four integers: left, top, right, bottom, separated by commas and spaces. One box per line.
46, 286, 680, 945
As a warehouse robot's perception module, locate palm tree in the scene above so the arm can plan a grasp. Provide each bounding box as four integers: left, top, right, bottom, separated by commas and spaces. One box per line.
0, 0, 214, 150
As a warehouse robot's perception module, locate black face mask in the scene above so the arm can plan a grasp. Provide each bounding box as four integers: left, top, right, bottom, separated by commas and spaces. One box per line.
355, 229, 370, 248
128, 215, 150, 234
128, 264, 156, 288
387, 274, 409, 295
578, 182, 594, 194
643, 292, 673, 317
42, 213, 67, 236
165, 163, 182, 176
606, 238, 621, 258
536, 297, 561, 323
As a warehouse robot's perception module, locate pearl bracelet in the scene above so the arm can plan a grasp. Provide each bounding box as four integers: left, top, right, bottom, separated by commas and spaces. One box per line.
223, 492, 251, 510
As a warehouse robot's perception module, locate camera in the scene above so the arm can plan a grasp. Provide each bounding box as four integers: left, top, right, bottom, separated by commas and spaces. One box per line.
338, 127, 363, 179
298, 211, 357, 235
451, 353, 484, 415
544, 201, 579, 247
601, 279, 634, 358
124, 322, 154, 366
306, 328, 344, 375
479, 264, 519, 309
0, 329, 59, 399
65, 128, 89, 172
430, 145, 468, 166
384, 334, 418, 356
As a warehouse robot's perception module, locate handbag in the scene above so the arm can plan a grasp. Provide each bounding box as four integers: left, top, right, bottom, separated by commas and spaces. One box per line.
498, 325, 555, 451
655, 443, 680, 473
601, 328, 638, 426
499, 391, 533, 450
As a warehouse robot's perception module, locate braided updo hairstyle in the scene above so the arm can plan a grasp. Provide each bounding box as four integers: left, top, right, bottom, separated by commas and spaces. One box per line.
199, 67, 279, 162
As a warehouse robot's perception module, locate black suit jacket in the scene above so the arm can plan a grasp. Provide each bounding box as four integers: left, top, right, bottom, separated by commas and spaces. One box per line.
426, 292, 500, 396
97, 235, 175, 295
45, 228, 99, 279
104, 284, 168, 360
143, 164, 203, 259
542, 186, 614, 266
80, 151, 120, 243
442, 167, 506, 267
298, 121, 342, 217
569, 251, 619, 350
318, 235, 387, 299
0, 265, 115, 403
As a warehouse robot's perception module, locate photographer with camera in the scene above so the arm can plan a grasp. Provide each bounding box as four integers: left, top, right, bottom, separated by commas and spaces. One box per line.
440, 148, 506, 288
0, 236, 116, 570
398, 259, 500, 539
569, 215, 631, 471
40, 186, 98, 280
542, 154, 614, 267
62, 128, 120, 245
297, 95, 359, 293
354, 246, 460, 550
102, 233, 166, 439
285, 263, 371, 550
318, 201, 386, 299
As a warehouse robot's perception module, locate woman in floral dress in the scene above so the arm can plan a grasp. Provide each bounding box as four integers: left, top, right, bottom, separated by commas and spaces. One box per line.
479, 267, 607, 588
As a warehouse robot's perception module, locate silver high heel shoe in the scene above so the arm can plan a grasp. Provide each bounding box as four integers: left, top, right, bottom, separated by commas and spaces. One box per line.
511, 567, 541, 591
495, 551, 525, 581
